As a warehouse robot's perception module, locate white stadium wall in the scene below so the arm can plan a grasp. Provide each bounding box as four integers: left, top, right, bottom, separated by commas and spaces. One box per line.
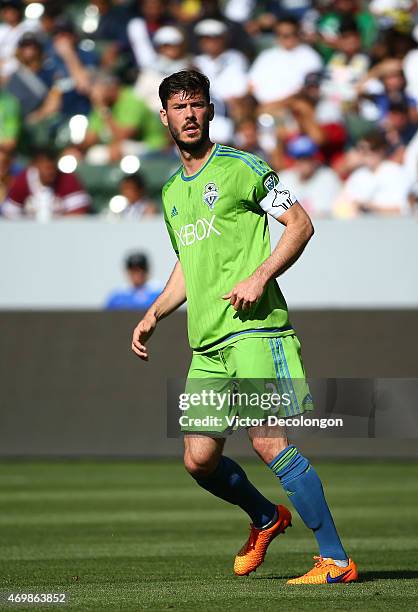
0, 217, 417, 309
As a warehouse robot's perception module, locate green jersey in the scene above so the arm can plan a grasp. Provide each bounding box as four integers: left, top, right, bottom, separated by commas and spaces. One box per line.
162, 144, 296, 352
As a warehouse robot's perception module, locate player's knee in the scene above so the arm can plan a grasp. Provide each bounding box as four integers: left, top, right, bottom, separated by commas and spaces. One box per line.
184, 451, 217, 478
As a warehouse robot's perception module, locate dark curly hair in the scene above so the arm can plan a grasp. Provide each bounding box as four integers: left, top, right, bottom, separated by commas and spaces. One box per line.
159, 70, 210, 110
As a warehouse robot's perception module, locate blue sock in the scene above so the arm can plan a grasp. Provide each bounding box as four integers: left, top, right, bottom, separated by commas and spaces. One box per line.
194, 456, 277, 529
269, 446, 347, 560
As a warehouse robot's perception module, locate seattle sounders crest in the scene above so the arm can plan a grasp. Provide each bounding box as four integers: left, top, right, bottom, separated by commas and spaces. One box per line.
203, 182, 219, 210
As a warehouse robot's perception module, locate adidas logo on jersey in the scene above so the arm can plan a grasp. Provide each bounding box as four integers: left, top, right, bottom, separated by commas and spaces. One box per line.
175, 215, 221, 247
171, 206, 178, 218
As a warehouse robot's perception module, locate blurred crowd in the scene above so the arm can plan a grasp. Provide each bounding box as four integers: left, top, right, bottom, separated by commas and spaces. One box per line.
1, 0, 418, 220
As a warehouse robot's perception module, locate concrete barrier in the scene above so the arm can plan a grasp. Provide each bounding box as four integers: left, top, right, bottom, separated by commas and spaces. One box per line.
0, 311, 417, 457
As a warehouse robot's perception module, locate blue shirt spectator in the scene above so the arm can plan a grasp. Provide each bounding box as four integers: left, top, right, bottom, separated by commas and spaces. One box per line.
5, 33, 55, 116
105, 252, 162, 311
106, 283, 162, 310
43, 17, 99, 117
92, 0, 133, 47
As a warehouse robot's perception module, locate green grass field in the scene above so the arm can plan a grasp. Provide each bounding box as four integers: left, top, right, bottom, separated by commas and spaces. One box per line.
0, 460, 417, 611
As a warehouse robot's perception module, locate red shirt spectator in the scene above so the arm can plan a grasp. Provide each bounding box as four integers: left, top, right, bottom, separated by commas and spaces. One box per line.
1, 148, 90, 219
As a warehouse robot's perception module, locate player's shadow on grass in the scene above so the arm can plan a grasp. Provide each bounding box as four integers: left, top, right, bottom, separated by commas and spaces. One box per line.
357, 570, 418, 582
254, 570, 418, 582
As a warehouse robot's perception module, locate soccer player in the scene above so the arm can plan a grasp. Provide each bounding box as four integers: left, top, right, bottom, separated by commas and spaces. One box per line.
131, 70, 358, 584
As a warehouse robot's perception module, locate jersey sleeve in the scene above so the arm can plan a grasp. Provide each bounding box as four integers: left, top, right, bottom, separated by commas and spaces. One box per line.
243, 158, 298, 219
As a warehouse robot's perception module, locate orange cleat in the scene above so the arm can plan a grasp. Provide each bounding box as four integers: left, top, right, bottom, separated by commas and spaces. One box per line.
234, 504, 292, 576
287, 556, 358, 584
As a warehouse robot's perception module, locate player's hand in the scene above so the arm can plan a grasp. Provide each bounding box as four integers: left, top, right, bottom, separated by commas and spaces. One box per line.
222, 276, 266, 311
131, 313, 157, 361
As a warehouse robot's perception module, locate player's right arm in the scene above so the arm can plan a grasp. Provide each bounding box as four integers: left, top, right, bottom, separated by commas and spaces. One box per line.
131, 260, 186, 361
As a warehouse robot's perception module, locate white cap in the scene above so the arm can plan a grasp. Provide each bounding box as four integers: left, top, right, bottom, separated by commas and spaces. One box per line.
194, 19, 227, 37
153, 26, 184, 47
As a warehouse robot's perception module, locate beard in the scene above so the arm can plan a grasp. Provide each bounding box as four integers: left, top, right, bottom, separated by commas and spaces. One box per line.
168, 115, 211, 154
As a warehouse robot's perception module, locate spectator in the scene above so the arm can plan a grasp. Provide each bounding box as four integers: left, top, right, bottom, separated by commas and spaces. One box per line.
105, 252, 162, 310
248, 16, 322, 105
81, 72, 167, 164
279, 135, 342, 217
321, 17, 370, 103
234, 115, 270, 159
118, 174, 158, 219
312, 0, 377, 61
334, 131, 412, 216
185, 1, 254, 58
0, 0, 415, 221
90, 0, 133, 68
193, 19, 248, 103
127, 0, 170, 70
369, 0, 416, 33
0, 86, 21, 152
264, 73, 347, 169
383, 99, 418, 161
39, 1, 63, 36
134, 26, 191, 112
359, 59, 417, 124
194, 19, 253, 143
4, 33, 59, 121
42, 17, 99, 117
273, 93, 340, 164
301, 72, 347, 166
346, 58, 417, 144
80, 0, 135, 79
193, 18, 248, 140
0, 0, 39, 78
1, 147, 90, 219
304, 72, 343, 123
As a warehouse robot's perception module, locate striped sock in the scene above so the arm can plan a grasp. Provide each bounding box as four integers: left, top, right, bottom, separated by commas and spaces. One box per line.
269, 446, 347, 561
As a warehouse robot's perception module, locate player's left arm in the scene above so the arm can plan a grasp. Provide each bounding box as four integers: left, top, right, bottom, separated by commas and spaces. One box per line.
255, 200, 314, 279
223, 179, 314, 311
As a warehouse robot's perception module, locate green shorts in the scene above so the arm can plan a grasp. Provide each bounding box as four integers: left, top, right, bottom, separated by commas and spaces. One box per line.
181, 334, 314, 434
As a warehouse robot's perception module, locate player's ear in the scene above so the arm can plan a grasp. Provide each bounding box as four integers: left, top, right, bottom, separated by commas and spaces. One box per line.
208, 103, 215, 121
160, 108, 168, 127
